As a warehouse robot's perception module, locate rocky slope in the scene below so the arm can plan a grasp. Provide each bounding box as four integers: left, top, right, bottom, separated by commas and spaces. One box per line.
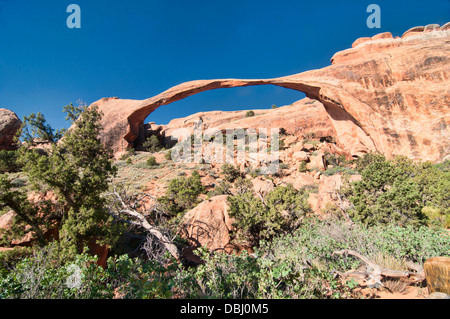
91, 23, 449, 162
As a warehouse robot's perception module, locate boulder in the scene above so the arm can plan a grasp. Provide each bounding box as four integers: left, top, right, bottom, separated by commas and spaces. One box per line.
181, 195, 233, 252
308, 151, 327, 171
0, 109, 21, 151
0, 211, 15, 231
252, 177, 274, 196
292, 151, 309, 162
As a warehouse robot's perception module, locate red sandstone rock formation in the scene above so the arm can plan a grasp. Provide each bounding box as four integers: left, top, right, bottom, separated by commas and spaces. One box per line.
0, 108, 22, 151
181, 195, 234, 252
91, 24, 450, 162
161, 98, 337, 143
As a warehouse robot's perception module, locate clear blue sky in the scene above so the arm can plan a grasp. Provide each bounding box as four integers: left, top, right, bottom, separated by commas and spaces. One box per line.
0, 0, 449, 128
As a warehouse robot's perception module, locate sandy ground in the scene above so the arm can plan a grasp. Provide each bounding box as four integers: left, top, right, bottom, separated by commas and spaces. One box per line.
369, 286, 429, 299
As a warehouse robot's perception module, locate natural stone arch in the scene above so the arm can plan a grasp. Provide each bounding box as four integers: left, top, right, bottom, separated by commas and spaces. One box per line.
93, 26, 450, 162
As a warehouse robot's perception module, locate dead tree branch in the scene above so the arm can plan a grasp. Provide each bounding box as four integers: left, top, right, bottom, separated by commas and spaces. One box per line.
332, 249, 425, 288
105, 186, 180, 261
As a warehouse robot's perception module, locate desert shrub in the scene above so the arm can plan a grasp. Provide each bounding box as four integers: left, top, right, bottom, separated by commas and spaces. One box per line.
207, 180, 232, 198
0, 244, 110, 299
342, 154, 433, 227
227, 184, 311, 245
147, 156, 158, 167
249, 168, 261, 178
143, 135, 161, 153
3, 105, 119, 258
279, 163, 289, 170
245, 110, 255, 118
303, 132, 315, 140
221, 163, 241, 182
0, 247, 33, 271
411, 160, 450, 228
323, 166, 357, 176
119, 148, 136, 161
0, 245, 177, 299
3, 217, 447, 299
158, 170, 205, 216
164, 150, 172, 161
104, 253, 175, 299
234, 177, 253, 195
324, 152, 347, 167
0, 150, 21, 174
298, 161, 308, 173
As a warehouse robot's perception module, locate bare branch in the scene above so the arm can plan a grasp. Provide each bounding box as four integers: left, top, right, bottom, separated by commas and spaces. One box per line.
105, 186, 181, 261
332, 249, 425, 288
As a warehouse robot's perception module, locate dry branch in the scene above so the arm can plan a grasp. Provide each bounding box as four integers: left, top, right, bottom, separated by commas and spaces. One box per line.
105, 186, 181, 261
332, 249, 425, 288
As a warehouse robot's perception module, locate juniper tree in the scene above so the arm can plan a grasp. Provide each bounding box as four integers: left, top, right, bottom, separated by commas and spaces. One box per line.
2, 104, 119, 258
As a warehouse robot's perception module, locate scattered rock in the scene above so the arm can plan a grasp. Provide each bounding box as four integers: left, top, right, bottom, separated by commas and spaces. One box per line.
308, 151, 327, 171
252, 177, 274, 196
292, 151, 309, 162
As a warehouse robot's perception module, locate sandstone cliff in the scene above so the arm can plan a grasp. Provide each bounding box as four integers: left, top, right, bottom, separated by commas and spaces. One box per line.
91, 23, 450, 162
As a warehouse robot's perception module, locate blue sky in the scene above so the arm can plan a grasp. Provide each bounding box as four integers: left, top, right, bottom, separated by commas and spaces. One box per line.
0, 0, 449, 129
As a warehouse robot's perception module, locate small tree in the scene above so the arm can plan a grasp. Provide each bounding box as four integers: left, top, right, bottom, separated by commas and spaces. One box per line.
227, 184, 310, 245
143, 135, 161, 153
221, 163, 241, 182
20, 112, 65, 145
0, 150, 20, 174
147, 156, 158, 167
10, 105, 119, 258
245, 111, 255, 118
157, 170, 205, 216
342, 154, 428, 227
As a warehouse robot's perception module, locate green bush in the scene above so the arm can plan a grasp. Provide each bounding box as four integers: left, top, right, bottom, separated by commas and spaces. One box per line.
143, 135, 161, 153
323, 166, 357, 176
207, 180, 232, 198
341, 154, 447, 227
2, 217, 447, 299
249, 168, 261, 178
298, 161, 308, 173
0, 244, 177, 299
0, 244, 109, 299
245, 111, 255, 118
158, 170, 205, 216
147, 156, 158, 167
0, 150, 21, 174
164, 150, 172, 161
177, 216, 450, 299
221, 163, 241, 182
227, 184, 311, 245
